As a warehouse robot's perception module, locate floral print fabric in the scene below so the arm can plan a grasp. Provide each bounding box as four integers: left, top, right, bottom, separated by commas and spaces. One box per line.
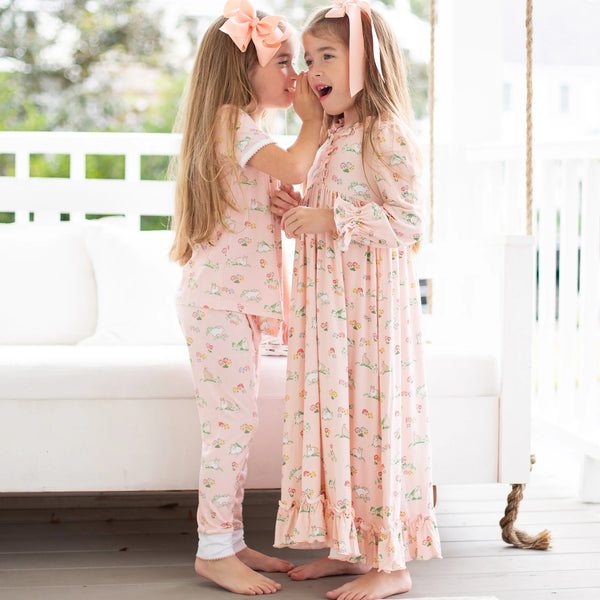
177, 306, 268, 535
176, 106, 284, 322
274, 120, 442, 571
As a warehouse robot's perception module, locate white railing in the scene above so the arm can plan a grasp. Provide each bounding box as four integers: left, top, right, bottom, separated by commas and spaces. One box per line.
462, 139, 600, 453
0, 131, 180, 227
1, 131, 599, 452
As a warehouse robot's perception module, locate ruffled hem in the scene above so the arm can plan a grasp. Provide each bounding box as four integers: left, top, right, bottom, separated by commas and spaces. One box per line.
274, 497, 442, 571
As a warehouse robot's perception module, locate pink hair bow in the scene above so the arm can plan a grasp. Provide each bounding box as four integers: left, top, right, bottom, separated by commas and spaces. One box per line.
220, 0, 291, 67
326, 0, 383, 97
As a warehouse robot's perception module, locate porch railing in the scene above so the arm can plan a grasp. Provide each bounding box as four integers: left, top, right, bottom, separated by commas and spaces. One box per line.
462, 139, 600, 453
1, 131, 599, 452
0, 131, 180, 227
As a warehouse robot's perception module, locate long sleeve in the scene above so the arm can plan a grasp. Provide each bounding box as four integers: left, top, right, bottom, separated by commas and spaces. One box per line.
333, 122, 424, 251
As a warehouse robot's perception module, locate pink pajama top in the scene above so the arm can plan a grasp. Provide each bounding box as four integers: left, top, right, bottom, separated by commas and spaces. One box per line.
176, 106, 284, 319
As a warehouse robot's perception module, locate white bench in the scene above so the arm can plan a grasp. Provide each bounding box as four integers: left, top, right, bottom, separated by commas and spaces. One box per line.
0, 131, 535, 497
0, 219, 534, 492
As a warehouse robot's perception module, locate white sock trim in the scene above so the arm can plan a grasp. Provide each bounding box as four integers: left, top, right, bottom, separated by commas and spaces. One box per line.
233, 527, 246, 553
196, 532, 235, 560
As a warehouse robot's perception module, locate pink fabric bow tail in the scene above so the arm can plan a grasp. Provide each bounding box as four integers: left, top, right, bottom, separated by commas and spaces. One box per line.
326, 0, 384, 97
220, 0, 290, 67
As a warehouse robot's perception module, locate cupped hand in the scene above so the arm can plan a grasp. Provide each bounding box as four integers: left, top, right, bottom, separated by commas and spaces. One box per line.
293, 71, 323, 123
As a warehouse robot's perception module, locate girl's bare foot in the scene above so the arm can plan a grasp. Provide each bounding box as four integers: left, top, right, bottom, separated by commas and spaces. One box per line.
237, 546, 295, 573
326, 567, 412, 600
194, 555, 282, 595
288, 556, 370, 581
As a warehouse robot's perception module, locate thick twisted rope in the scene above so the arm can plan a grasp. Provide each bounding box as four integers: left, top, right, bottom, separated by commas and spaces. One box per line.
499, 455, 552, 549
426, 2, 548, 549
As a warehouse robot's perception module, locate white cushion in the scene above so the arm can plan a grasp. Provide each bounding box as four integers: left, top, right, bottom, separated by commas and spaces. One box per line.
424, 344, 499, 397
0, 223, 97, 344
0, 345, 193, 400
0, 345, 497, 400
79, 221, 183, 345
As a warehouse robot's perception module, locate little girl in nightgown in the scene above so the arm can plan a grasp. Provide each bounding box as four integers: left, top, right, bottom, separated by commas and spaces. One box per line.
271, 3, 442, 599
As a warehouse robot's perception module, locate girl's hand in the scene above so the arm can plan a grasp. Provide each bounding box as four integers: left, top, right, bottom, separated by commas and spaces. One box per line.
281, 206, 336, 238
293, 71, 323, 123
271, 184, 302, 217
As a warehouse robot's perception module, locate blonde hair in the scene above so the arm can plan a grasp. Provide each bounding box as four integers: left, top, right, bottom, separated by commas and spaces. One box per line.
170, 12, 286, 265
304, 7, 421, 171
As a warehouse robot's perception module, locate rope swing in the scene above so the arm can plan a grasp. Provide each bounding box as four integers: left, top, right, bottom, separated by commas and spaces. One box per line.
500, 456, 552, 549
498, 0, 551, 550
427, 0, 551, 550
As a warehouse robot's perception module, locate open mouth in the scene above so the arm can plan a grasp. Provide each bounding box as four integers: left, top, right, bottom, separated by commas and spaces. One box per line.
316, 84, 332, 98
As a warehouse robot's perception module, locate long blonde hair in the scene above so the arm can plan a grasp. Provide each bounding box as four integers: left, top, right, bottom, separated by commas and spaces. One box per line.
304, 7, 421, 172
170, 12, 284, 265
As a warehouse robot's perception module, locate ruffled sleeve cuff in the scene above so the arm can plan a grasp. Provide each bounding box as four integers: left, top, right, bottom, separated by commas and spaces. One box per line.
334, 198, 363, 252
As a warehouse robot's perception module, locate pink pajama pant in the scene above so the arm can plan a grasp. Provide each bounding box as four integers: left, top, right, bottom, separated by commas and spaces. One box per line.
177, 306, 279, 553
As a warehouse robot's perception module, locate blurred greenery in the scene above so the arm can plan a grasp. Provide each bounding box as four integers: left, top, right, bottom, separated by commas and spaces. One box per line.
0, 0, 429, 230
0, 72, 48, 130
0, 0, 174, 132
141, 155, 171, 181
30, 154, 70, 177
141, 215, 170, 231
85, 155, 125, 179
0, 153, 15, 176
409, 0, 430, 22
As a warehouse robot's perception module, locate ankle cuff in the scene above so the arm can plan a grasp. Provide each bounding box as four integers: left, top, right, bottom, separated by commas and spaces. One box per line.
233, 527, 246, 553
197, 532, 235, 560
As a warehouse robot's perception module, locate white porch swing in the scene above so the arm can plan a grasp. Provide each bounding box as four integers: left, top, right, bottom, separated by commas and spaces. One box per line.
423, 0, 551, 550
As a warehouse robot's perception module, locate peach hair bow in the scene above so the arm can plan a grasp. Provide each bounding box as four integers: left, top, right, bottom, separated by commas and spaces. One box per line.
219, 0, 291, 67
325, 0, 383, 97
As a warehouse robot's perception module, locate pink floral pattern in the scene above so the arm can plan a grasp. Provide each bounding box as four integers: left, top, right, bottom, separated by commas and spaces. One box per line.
274, 120, 442, 571
176, 106, 284, 325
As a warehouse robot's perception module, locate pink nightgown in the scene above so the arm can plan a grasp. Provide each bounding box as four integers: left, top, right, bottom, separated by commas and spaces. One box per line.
274, 119, 442, 571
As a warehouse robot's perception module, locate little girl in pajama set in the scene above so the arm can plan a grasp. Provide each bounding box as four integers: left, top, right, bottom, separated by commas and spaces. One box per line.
169, 0, 322, 595
271, 3, 442, 599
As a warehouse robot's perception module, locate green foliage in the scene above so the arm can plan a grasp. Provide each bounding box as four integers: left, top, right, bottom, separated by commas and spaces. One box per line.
141, 73, 187, 134
407, 60, 428, 120
141, 215, 170, 231
0, 1, 430, 133
29, 154, 70, 178
85, 155, 125, 179
141, 155, 171, 181
0, 0, 172, 132
0, 153, 15, 176
85, 213, 124, 220
409, 0, 431, 22
0, 0, 430, 229
0, 73, 48, 130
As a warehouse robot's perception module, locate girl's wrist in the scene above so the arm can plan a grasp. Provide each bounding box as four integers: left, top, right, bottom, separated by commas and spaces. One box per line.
300, 116, 322, 126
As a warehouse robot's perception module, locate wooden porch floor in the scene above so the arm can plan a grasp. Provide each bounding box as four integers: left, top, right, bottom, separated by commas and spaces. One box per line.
1, 422, 599, 600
